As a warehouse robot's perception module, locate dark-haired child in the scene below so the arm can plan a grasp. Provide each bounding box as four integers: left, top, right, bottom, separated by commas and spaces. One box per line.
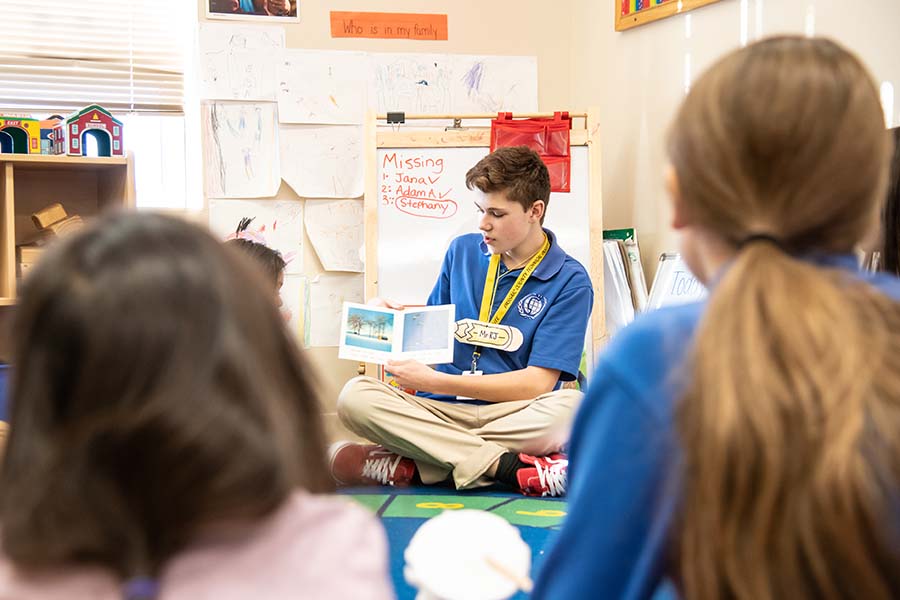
225, 216, 289, 320
0, 212, 392, 599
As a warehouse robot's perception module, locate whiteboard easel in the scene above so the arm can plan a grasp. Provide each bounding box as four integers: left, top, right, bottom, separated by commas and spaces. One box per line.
646, 253, 707, 310
363, 110, 606, 376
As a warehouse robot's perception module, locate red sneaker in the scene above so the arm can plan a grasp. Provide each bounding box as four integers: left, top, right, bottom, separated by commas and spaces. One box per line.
516, 453, 568, 497
328, 441, 417, 487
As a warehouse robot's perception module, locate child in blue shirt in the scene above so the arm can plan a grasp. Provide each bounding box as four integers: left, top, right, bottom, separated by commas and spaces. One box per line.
876, 127, 900, 274
534, 36, 900, 599
331, 146, 593, 497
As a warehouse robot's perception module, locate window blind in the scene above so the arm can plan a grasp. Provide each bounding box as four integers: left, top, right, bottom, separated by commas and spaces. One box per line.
0, 0, 185, 114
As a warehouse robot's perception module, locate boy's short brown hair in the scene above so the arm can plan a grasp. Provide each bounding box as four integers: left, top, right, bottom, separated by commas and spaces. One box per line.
465, 146, 551, 220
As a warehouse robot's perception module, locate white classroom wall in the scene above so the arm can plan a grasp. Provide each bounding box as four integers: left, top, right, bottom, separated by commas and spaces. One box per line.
196, 0, 576, 438
569, 0, 900, 279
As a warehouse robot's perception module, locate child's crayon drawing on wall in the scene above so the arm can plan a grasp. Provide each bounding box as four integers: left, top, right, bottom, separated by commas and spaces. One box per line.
199, 23, 284, 102
202, 102, 280, 198
371, 54, 538, 116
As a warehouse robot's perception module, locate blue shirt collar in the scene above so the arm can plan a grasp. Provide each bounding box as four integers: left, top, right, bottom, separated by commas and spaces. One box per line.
708, 251, 862, 289
803, 252, 860, 270
479, 228, 567, 281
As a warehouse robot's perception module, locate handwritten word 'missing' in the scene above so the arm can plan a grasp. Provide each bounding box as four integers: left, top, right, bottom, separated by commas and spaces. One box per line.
383, 153, 445, 174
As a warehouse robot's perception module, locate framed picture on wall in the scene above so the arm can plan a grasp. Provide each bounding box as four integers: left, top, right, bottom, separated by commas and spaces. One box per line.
616, 0, 721, 31
207, 0, 300, 22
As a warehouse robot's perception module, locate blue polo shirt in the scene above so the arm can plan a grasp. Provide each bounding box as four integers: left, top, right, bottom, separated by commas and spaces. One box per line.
532, 254, 900, 600
419, 229, 593, 403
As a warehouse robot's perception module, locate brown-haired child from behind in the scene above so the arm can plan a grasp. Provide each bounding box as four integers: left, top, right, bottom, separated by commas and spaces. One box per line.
0, 212, 392, 600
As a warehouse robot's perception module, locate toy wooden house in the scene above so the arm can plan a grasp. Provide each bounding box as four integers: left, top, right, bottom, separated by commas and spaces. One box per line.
65, 105, 124, 157
0, 116, 41, 154
39, 116, 65, 155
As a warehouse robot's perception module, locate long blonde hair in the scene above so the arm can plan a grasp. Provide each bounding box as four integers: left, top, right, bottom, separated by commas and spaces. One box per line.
670, 37, 900, 599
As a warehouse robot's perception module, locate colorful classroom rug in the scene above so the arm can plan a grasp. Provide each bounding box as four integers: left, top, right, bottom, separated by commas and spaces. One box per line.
341, 486, 566, 600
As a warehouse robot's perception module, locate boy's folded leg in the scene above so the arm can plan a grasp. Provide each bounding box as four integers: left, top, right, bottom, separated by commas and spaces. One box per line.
473, 388, 583, 457
336, 377, 530, 490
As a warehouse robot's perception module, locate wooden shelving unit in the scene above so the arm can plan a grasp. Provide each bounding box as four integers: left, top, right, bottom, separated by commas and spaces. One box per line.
0, 153, 135, 303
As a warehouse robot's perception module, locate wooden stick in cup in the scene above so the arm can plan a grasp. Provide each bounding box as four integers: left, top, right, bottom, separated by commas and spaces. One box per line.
484, 556, 534, 594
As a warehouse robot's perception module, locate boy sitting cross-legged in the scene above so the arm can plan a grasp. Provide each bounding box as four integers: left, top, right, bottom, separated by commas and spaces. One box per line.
332, 146, 593, 497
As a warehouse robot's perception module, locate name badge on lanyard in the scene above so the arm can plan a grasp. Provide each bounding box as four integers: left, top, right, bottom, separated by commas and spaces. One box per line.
462, 234, 549, 372
454, 318, 523, 351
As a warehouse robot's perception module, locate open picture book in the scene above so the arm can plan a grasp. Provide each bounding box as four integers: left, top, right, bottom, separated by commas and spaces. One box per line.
338, 302, 456, 365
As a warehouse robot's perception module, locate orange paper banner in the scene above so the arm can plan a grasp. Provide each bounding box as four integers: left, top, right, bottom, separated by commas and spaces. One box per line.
330, 11, 448, 40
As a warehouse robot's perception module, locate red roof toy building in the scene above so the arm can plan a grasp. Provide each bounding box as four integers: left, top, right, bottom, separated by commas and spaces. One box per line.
65, 105, 124, 157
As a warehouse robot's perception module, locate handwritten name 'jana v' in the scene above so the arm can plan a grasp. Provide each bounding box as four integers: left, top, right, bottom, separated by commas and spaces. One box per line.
395, 173, 441, 185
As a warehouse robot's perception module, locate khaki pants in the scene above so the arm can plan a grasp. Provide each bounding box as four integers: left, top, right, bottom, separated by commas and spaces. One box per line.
336, 376, 582, 490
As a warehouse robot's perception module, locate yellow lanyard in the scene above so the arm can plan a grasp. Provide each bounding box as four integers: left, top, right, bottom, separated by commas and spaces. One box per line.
471, 234, 549, 372
479, 234, 550, 325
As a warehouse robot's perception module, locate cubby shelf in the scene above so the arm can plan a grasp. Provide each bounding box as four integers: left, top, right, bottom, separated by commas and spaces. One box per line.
0, 153, 135, 300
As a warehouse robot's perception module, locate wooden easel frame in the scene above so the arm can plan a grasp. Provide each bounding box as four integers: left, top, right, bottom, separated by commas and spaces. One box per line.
362, 109, 606, 377
615, 0, 721, 32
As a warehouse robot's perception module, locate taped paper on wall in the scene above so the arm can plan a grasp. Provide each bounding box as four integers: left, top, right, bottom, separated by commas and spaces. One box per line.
304, 199, 364, 272
372, 53, 538, 115
279, 125, 364, 198
278, 50, 369, 124
308, 273, 365, 347
208, 198, 304, 274
373, 53, 453, 115
199, 23, 284, 101
450, 55, 539, 113
203, 102, 280, 199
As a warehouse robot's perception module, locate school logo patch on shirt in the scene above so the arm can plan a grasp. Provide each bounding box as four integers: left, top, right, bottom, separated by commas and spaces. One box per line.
517, 293, 547, 319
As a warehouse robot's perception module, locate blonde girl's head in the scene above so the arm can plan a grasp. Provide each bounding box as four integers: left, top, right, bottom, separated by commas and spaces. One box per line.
668, 36, 889, 258
669, 36, 900, 600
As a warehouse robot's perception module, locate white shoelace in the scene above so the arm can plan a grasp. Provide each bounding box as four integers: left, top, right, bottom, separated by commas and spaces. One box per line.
536, 459, 568, 497
361, 453, 403, 485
